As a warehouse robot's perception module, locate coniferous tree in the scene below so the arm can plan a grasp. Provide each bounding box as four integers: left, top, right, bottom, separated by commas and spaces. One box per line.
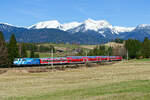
50, 45, 56, 53
99, 45, 106, 55
20, 43, 27, 58
8, 34, 19, 65
107, 46, 113, 56
0, 31, 9, 67
112, 38, 124, 43
142, 37, 150, 58
30, 50, 35, 58
88, 45, 107, 56
34, 53, 39, 58
125, 39, 142, 59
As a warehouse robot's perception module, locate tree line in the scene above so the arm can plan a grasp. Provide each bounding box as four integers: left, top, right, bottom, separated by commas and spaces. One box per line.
0, 32, 19, 67
78, 37, 150, 59
125, 37, 150, 59
25, 43, 55, 53
77, 44, 126, 57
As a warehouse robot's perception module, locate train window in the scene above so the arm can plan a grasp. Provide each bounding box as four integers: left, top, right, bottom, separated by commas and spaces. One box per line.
56, 60, 66, 61
14, 58, 18, 61
22, 59, 26, 61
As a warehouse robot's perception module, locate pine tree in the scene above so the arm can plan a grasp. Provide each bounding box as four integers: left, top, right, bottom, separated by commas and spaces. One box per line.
8, 34, 19, 65
107, 46, 113, 56
88, 45, 107, 56
20, 43, 27, 58
30, 50, 35, 58
50, 45, 55, 53
34, 53, 39, 58
0, 31, 9, 67
125, 39, 142, 59
142, 37, 150, 58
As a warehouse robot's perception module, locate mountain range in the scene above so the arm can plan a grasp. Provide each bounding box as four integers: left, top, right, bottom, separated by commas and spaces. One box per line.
1, 19, 150, 44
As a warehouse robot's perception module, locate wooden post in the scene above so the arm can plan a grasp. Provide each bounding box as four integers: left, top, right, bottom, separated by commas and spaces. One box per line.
86, 50, 88, 63
127, 49, 129, 61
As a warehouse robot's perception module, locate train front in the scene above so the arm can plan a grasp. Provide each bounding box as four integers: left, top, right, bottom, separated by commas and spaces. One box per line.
13, 58, 40, 66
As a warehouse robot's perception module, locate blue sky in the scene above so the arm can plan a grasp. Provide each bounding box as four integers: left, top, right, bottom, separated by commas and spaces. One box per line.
0, 0, 150, 27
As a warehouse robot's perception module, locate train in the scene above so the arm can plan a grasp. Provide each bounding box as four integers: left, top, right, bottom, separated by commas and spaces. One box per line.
13, 56, 123, 66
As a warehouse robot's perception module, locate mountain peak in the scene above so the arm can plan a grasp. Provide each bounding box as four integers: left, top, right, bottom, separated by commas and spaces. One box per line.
0, 23, 12, 26
29, 20, 61, 29
0, 22, 24, 28
84, 19, 110, 26
136, 24, 150, 29
60, 22, 81, 31
81, 19, 111, 31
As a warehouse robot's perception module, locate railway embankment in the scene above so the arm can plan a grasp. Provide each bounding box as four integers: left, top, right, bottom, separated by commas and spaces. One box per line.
0, 62, 117, 74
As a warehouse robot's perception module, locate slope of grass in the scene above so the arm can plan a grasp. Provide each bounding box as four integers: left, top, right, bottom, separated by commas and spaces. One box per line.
6, 80, 150, 100
35, 43, 94, 58
1, 60, 150, 100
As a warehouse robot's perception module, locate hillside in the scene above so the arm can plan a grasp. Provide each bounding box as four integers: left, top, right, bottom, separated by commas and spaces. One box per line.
35, 43, 96, 57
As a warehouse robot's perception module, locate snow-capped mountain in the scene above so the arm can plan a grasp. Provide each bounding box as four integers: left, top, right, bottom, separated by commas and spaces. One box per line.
113, 26, 135, 33
136, 24, 150, 30
60, 22, 81, 31
29, 20, 61, 29
79, 19, 111, 32
1, 19, 150, 44
29, 20, 81, 31
29, 19, 135, 34
0, 23, 25, 33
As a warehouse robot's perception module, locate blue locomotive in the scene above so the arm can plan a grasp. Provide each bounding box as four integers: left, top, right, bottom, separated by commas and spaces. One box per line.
13, 58, 40, 66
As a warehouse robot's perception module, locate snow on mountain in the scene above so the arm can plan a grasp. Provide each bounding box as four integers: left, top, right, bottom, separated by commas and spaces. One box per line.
136, 24, 150, 29
29, 20, 61, 29
68, 19, 113, 33
83, 18, 111, 31
113, 26, 135, 33
0, 22, 24, 28
60, 22, 81, 31
29, 20, 81, 31
0, 23, 13, 26
0, 22, 27, 33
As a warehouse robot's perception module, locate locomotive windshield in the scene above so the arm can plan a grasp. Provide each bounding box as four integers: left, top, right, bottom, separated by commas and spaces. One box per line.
22, 59, 26, 61
14, 58, 18, 61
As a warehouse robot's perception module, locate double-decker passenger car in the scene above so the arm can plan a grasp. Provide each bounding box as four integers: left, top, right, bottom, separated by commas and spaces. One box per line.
40, 57, 68, 65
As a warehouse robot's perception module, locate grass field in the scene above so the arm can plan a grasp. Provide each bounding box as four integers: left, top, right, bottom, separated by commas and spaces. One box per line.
1, 60, 150, 100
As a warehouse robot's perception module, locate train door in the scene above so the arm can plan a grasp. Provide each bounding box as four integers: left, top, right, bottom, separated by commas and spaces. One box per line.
97, 57, 101, 62
83, 58, 87, 63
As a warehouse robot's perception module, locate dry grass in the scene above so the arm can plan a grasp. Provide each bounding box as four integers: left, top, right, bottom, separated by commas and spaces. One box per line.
105, 42, 124, 47
1, 60, 150, 100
